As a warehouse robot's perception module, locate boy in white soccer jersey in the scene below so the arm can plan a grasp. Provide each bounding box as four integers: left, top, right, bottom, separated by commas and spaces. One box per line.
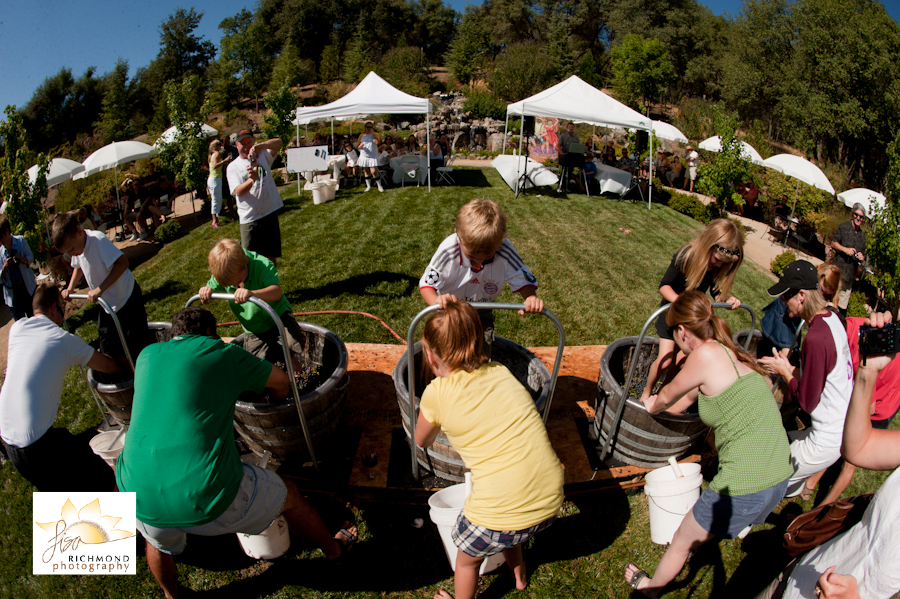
419, 198, 543, 357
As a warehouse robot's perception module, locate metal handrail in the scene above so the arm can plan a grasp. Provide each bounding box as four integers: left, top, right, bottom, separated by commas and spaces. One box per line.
406, 302, 565, 480
68, 294, 135, 373
599, 302, 757, 462
185, 293, 321, 473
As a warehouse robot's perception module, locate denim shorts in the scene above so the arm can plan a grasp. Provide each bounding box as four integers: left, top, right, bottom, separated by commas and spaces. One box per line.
691, 478, 789, 539
451, 513, 555, 559
137, 464, 287, 555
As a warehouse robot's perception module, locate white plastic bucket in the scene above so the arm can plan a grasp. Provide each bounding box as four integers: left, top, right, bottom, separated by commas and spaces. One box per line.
89, 431, 125, 469
644, 462, 703, 545
307, 182, 328, 205
324, 179, 338, 201
237, 515, 290, 559
427, 484, 505, 574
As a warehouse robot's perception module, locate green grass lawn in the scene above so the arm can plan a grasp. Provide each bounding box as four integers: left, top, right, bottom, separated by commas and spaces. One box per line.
1, 168, 895, 599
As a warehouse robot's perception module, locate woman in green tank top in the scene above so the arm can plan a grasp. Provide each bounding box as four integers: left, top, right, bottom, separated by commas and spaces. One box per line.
625, 290, 792, 598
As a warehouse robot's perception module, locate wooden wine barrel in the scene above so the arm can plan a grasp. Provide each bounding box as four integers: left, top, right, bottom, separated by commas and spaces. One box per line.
393, 337, 551, 483
592, 335, 708, 469
733, 328, 762, 356
87, 322, 172, 426
231, 324, 349, 465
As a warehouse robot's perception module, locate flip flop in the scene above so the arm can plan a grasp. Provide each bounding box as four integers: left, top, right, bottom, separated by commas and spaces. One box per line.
628, 563, 650, 591
799, 485, 815, 502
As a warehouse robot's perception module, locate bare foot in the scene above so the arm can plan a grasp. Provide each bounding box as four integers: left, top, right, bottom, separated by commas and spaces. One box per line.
328, 522, 358, 562
434, 589, 454, 599
624, 563, 657, 598
512, 559, 527, 590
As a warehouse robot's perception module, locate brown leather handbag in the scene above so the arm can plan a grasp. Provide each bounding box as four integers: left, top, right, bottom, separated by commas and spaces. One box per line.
783, 494, 873, 557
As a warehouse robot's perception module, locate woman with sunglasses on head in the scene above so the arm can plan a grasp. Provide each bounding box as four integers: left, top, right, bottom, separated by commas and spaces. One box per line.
759, 261, 853, 500
626, 290, 792, 597
357, 122, 384, 192
639, 219, 745, 404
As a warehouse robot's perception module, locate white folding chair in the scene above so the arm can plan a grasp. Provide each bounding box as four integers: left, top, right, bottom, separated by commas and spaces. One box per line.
399, 155, 421, 187
436, 155, 457, 185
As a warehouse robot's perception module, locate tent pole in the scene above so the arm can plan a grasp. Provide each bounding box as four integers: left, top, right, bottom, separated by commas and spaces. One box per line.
296, 120, 301, 194
114, 167, 121, 210
647, 128, 653, 210
427, 106, 431, 192
514, 105, 524, 195
784, 181, 800, 248
504, 113, 509, 155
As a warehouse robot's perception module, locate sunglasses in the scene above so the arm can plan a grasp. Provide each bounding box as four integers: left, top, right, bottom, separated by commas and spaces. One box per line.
853, 213, 865, 220
713, 244, 740, 259
782, 288, 801, 301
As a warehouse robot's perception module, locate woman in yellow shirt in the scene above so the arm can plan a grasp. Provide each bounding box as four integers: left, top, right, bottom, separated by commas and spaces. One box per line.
415, 297, 563, 599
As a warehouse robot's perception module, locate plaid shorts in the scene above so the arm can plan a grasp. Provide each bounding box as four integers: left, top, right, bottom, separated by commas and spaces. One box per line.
451, 513, 556, 558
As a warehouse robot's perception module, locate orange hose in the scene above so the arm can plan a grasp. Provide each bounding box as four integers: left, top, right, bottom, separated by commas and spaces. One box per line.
217, 310, 407, 344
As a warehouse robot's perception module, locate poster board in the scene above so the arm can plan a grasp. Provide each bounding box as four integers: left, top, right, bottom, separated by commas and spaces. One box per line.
528, 117, 560, 164
287, 146, 328, 173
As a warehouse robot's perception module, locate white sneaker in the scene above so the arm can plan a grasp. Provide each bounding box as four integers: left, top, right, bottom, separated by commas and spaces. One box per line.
138, 231, 149, 241
129, 233, 139, 242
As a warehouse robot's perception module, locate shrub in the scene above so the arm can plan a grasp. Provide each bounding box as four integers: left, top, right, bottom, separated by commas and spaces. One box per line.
726, 216, 747, 239
770, 250, 797, 276
490, 41, 556, 102
154, 219, 182, 243
847, 291, 869, 318
223, 108, 247, 128
272, 169, 285, 186
668, 193, 710, 223
462, 87, 506, 121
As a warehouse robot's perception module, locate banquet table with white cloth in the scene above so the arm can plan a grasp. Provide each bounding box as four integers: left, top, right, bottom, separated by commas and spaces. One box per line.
594, 161, 632, 196
491, 155, 559, 193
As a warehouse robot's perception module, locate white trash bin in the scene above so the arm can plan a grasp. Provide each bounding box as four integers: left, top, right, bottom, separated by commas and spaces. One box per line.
644, 462, 703, 545
428, 483, 505, 574
237, 515, 291, 560
323, 179, 338, 202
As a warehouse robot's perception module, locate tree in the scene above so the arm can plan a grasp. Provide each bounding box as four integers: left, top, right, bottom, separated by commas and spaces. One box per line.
156, 76, 209, 196
408, 0, 458, 64
319, 41, 342, 83
868, 135, 900, 306
379, 47, 433, 97
445, 9, 487, 84
270, 40, 316, 91
490, 41, 556, 102
548, 13, 576, 80
20, 67, 105, 152
696, 104, 757, 206
343, 22, 375, 83
610, 33, 675, 113
96, 59, 132, 142
0, 106, 50, 264
157, 8, 216, 82
261, 84, 299, 157
219, 9, 274, 111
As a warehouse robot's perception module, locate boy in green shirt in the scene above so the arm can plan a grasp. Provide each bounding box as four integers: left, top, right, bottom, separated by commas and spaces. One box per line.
199, 238, 307, 368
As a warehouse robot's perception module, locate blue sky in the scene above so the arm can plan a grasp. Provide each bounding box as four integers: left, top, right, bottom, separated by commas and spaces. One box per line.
1, 0, 898, 116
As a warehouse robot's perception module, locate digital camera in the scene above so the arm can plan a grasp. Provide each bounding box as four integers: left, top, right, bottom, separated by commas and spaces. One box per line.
858, 324, 900, 365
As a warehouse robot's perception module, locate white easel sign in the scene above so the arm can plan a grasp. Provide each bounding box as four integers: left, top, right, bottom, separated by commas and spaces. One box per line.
286, 146, 328, 173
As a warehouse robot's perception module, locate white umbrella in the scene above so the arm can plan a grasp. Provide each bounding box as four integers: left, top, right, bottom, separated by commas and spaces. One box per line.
651, 121, 688, 144
74, 141, 158, 208
762, 154, 835, 194
699, 136, 766, 167
837, 188, 886, 217
27, 158, 85, 188
154, 123, 218, 148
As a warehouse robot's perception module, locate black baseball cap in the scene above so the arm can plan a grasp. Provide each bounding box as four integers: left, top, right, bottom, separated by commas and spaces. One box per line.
767, 260, 818, 297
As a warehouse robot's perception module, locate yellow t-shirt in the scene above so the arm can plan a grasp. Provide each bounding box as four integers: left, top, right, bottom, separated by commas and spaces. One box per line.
420, 362, 564, 530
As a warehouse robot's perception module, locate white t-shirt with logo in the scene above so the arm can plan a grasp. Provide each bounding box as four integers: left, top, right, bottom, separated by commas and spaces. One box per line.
226, 148, 284, 224
0, 316, 96, 447
419, 233, 538, 302
70, 229, 134, 312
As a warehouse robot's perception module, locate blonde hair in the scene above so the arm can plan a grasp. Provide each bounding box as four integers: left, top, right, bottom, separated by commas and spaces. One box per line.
797, 286, 829, 323
817, 263, 842, 302
209, 139, 222, 156
455, 199, 508, 254
676, 219, 745, 300
666, 290, 766, 375
208, 238, 248, 284
422, 298, 486, 373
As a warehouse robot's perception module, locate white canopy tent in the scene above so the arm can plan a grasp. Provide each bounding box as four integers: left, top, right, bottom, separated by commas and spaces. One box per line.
293, 71, 434, 190
505, 76, 655, 206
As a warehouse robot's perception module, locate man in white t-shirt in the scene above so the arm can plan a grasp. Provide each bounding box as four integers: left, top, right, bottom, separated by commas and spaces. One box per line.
0, 284, 121, 491
685, 146, 700, 193
226, 129, 284, 265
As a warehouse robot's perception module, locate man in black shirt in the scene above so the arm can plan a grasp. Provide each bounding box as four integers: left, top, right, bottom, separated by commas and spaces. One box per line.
831, 203, 868, 315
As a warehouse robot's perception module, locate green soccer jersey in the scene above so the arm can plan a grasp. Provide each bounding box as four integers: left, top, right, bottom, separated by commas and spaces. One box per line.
116, 334, 272, 527
207, 249, 292, 334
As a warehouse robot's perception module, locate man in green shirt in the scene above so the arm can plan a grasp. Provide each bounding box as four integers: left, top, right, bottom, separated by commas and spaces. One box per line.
116, 307, 356, 599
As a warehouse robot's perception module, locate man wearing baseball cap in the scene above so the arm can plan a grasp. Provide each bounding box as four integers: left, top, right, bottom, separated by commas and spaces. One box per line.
226, 130, 284, 265
759, 260, 854, 499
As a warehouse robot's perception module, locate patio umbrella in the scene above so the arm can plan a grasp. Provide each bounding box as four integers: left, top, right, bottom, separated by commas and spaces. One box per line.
698, 136, 766, 167
837, 188, 886, 217
27, 158, 84, 188
763, 154, 835, 248
154, 122, 218, 148
651, 121, 689, 144
74, 141, 158, 208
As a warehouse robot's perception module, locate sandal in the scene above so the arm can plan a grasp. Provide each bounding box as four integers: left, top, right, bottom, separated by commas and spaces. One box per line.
799, 485, 815, 502
628, 563, 651, 591
330, 524, 358, 565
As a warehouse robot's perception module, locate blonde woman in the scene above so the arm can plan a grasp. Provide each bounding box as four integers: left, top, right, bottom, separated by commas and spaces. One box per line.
639, 219, 745, 403
208, 139, 229, 229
